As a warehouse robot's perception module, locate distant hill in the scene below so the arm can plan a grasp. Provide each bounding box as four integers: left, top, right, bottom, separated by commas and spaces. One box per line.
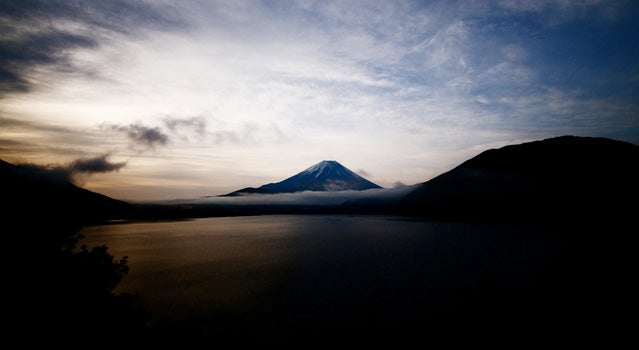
222, 160, 381, 196
399, 136, 639, 222
1, 158, 132, 225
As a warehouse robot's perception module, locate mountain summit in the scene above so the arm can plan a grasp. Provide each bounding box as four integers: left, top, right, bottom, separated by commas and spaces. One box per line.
223, 160, 382, 196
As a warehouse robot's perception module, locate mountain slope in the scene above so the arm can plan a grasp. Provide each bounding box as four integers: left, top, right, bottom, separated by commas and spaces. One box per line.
399, 136, 639, 221
223, 160, 381, 196
1, 158, 133, 224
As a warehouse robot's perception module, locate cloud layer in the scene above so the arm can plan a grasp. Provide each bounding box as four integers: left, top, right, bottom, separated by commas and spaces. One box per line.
176, 186, 416, 207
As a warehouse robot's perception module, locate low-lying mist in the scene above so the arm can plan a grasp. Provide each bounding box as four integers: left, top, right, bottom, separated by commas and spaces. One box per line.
149, 186, 417, 207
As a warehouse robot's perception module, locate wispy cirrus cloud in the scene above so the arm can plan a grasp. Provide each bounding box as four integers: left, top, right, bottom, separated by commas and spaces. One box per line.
0, 0, 186, 96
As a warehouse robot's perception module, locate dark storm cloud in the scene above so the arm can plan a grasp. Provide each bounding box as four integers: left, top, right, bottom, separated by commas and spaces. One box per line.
107, 117, 251, 149
17, 153, 126, 184
0, 0, 186, 95
110, 123, 169, 149
164, 117, 283, 145
68, 154, 126, 174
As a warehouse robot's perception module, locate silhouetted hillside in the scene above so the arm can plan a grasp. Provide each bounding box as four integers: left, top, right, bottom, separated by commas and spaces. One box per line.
399, 136, 639, 222
1, 159, 147, 341
1, 158, 133, 225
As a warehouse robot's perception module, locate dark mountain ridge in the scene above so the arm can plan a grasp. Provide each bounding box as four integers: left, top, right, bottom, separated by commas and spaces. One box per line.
1, 158, 132, 225
5, 135, 636, 223
399, 136, 639, 222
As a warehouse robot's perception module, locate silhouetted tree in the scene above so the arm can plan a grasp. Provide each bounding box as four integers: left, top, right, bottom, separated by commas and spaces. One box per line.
32, 229, 150, 341
65, 243, 129, 298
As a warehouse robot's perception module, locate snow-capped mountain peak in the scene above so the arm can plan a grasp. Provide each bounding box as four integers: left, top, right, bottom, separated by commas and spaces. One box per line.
222, 160, 381, 196
302, 160, 348, 179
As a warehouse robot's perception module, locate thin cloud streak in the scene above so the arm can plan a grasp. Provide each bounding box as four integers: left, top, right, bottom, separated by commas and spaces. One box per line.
164, 117, 207, 137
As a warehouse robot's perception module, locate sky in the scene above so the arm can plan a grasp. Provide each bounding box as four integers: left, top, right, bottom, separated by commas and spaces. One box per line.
1, 0, 638, 201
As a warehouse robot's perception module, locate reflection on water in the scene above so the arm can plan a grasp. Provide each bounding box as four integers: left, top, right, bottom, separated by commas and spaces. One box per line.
83, 216, 303, 321
81, 215, 562, 333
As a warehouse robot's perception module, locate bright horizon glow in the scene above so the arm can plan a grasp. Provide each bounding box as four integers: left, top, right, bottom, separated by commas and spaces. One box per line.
1, 1, 638, 201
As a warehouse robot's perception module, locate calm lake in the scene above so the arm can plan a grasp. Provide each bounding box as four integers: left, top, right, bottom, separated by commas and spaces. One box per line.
81, 215, 564, 335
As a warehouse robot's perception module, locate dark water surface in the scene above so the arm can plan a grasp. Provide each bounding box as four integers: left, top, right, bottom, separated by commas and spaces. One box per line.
82, 215, 565, 337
